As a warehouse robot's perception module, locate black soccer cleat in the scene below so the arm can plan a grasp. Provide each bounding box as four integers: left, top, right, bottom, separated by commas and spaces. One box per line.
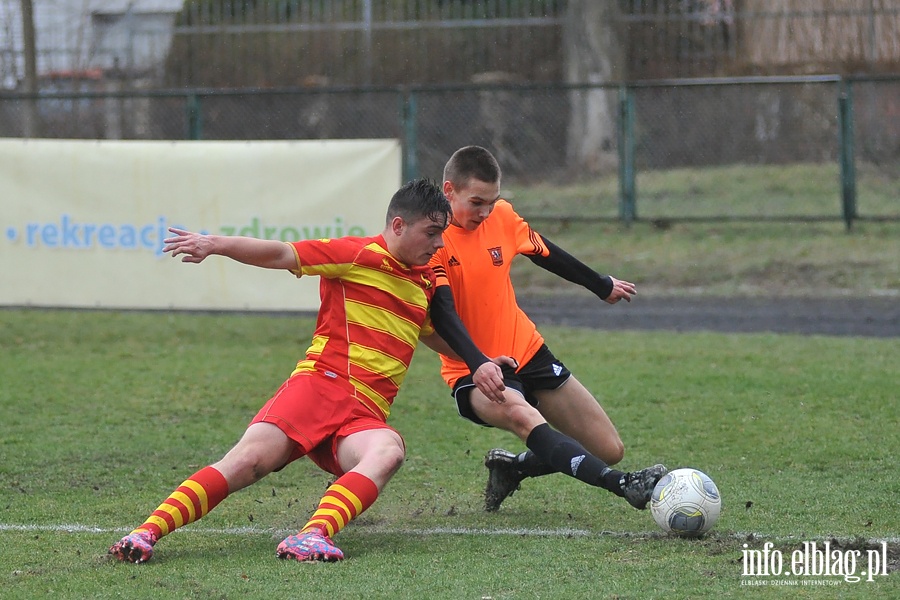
483, 448, 527, 512
621, 464, 668, 510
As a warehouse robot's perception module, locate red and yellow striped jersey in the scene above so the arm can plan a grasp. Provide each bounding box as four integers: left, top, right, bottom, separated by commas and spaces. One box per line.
287, 235, 436, 419
428, 200, 549, 388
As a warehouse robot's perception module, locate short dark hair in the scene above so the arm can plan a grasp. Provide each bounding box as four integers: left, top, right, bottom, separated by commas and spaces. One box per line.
443, 146, 502, 188
386, 178, 451, 227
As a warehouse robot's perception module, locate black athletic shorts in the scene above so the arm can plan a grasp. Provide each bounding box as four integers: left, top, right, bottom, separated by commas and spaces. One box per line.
452, 344, 572, 426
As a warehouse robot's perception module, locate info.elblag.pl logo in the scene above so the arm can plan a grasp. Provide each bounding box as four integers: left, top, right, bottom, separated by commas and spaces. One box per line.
741, 540, 890, 587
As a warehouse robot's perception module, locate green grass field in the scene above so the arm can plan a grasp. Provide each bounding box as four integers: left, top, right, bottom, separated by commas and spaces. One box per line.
508, 162, 899, 220
1, 309, 897, 599
1, 162, 897, 597
505, 163, 899, 298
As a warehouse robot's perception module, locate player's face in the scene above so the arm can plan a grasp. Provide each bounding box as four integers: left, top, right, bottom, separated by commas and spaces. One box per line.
444, 178, 501, 231
393, 214, 448, 265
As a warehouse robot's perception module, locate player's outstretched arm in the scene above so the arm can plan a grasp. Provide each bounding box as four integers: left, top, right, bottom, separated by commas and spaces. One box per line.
163, 227, 296, 270
527, 233, 635, 304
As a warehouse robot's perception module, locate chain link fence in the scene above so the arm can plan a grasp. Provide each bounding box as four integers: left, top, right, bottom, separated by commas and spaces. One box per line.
1, 76, 897, 224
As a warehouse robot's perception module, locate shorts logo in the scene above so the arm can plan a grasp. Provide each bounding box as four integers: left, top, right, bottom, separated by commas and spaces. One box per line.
488, 246, 503, 266
552, 363, 563, 376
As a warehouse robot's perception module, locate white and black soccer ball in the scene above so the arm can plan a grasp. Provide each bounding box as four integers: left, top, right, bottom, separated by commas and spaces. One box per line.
650, 468, 721, 537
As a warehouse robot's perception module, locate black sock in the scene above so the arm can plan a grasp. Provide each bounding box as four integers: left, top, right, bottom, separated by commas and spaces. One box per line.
515, 450, 557, 478
525, 423, 625, 496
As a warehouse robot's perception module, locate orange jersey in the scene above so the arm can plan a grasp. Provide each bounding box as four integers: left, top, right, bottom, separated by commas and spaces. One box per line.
429, 200, 549, 387
287, 235, 436, 420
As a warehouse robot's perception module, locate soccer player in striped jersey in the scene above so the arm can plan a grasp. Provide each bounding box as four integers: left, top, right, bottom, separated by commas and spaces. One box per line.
108, 179, 512, 564
428, 146, 667, 512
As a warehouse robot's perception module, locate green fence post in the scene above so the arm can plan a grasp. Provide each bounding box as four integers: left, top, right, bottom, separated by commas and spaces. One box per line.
617, 85, 636, 226
186, 93, 202, 140
401, 89, 418, 182
838, 81, 857, 230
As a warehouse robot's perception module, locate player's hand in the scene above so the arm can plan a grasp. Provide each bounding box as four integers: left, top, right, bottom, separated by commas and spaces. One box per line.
604, 276, 636, 304
472, 360, 510, 405
490, 355, 518, 369
163, 227, 214, 263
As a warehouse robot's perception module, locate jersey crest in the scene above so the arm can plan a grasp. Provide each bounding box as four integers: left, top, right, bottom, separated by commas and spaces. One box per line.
488, 246, 503, 266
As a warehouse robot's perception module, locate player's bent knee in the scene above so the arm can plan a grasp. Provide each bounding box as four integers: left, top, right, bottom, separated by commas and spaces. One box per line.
502, 406, 547, 440
606, 440, 625, 466
367, 440, 406, 476
215, 448, 277, 489
382, 444, 406, 475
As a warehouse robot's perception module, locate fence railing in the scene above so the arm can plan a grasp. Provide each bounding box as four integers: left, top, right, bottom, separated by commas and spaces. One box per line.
1, 75, 898, 229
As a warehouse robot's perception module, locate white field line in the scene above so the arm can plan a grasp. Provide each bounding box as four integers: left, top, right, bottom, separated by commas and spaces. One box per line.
1, 523, 898, 545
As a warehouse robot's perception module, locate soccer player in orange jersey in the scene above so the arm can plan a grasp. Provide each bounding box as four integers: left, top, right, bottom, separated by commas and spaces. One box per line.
108, 179, 512, 564
428, 146, 667, 512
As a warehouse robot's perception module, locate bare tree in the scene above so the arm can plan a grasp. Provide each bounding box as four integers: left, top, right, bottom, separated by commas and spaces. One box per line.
564, 0, 626, 174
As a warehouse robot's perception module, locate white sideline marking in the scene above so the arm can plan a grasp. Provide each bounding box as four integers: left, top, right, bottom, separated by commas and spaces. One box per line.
1, 523, 898, 545
0, 523, 592, 537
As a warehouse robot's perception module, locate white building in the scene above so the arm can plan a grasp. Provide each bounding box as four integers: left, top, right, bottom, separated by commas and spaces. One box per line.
0, 0, 183, 89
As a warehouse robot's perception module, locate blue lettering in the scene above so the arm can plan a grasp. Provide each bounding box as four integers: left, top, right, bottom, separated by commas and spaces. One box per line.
61, 214, 81, 247
98, 224, 116, 247
14, 216, 367, 253
83, 223, 97, 247
26, 223, 39, 246
140, 224, 154, 249
42, 224, 59, 247
119, 225, 137, 248
155, 217, 169, 256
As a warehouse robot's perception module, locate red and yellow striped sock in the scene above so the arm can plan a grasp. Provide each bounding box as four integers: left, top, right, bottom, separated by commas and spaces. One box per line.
301, 471, 379, 538
131, 466, 229, 541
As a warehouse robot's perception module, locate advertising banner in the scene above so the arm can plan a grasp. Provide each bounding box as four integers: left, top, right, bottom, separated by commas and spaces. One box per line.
0, 138, 401, 311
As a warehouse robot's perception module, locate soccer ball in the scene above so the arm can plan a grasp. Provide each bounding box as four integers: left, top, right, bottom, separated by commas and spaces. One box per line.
650, 468, 721, 537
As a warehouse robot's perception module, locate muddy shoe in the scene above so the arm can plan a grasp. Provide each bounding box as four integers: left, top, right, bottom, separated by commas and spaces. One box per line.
621, 464, 668, 510
108, 531, 157, 564
484, 448, 527, 512
276, 528, 344, 562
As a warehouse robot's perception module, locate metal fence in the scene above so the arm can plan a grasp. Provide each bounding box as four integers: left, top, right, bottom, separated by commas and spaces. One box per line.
5, 2, 900, 91
1, 75, 897, 227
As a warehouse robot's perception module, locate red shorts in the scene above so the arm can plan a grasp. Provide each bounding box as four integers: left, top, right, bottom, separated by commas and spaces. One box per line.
250, 371, 402, 476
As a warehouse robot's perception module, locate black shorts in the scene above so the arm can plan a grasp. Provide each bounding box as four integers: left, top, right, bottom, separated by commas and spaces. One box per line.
452, 344, 572, 426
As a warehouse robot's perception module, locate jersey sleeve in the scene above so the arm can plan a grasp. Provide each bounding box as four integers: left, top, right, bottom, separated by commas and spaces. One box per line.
288, 238, 357, 279
429, 286, 489, 372
527, 234, 614, 299
500, 201, 549, 258
427, 248, 451, 288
